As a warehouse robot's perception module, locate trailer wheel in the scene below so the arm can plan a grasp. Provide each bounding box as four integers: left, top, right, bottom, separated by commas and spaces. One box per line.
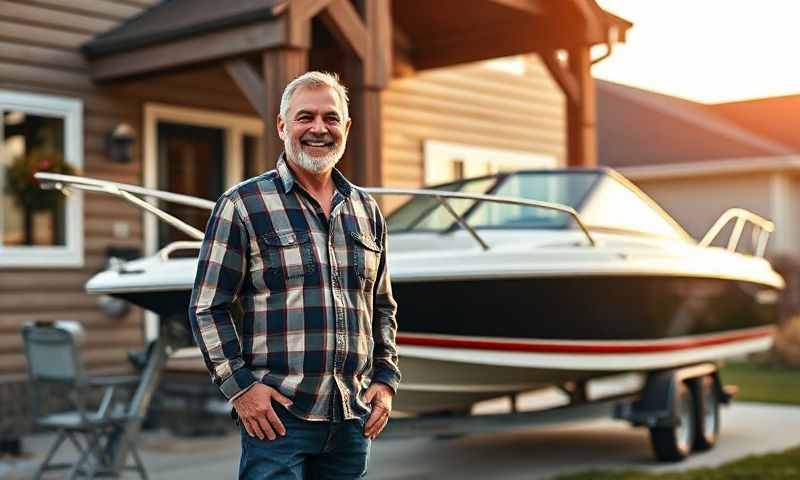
649, 381, 696, 462
692, 375, 720, 451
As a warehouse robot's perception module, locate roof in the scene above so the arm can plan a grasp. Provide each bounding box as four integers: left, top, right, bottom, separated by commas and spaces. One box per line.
597, 80, 797, 168
619, 155, 800, 181
83, 0, 630, 62
710, 94, 800, 151
82, 0, 284, 57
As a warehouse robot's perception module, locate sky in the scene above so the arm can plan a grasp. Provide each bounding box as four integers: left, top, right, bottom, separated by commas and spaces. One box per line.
592, 1, 800, 104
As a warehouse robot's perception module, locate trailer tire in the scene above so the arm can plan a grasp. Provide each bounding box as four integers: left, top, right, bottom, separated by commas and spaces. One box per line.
649, 381, 696, 462
692, 375, 720, 451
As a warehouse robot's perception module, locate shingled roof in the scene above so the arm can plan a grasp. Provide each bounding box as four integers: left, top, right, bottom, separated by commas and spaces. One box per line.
83, 0, 284, 57
710, 94, 800, 152
597, 80, 797, 168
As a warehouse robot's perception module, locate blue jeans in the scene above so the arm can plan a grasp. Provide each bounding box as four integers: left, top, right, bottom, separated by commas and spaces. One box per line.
239, 405, 371, 479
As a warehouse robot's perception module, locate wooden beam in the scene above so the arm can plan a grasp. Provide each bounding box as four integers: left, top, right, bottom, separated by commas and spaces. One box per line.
540, 50, 580, 105
286, 0, 333, 47
320, 0, 369, 60
225, 59, 269, 121
90, 21, 285, 81
291, 0, 334, 22
568, 0, 605, 43
566, 46, 596, 167
262, 48, 308, 168
364, 0, 392, 88
487, 0, 546, 15
343, 62, 383, 188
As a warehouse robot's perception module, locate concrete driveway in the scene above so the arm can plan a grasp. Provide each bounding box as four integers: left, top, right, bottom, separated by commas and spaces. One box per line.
3, 402, 799, 479
370, 402, 800, 480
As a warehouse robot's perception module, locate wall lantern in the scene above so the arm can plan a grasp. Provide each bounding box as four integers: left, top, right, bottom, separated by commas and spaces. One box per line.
107, 123, 137, 163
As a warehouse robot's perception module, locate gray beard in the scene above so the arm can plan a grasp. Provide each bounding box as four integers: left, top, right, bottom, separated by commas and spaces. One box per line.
284, 135, 345, 174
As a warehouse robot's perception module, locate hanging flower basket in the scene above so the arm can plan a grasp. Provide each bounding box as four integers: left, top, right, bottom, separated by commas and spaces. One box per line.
7, 151, 74, 212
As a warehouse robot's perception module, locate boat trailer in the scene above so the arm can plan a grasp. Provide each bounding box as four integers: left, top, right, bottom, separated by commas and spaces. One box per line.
384, 362, 731, 462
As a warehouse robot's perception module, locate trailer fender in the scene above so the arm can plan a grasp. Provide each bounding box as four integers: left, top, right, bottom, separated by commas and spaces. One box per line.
616, 363, 718, 428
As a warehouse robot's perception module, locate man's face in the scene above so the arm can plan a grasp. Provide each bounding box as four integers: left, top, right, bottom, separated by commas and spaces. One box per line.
278, 85, 351, 175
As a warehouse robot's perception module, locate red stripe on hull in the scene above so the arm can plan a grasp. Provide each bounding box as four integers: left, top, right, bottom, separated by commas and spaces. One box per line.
397, 327, 775, 354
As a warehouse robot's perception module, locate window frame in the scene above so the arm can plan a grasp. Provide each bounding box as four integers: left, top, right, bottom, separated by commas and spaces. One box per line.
0, 90, 84, 268
423, 140, 557, 185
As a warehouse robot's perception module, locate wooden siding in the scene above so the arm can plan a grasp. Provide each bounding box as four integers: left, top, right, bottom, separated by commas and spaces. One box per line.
0, 0, 160, 380
381, 56, 565, 210
0, 0, 263, 384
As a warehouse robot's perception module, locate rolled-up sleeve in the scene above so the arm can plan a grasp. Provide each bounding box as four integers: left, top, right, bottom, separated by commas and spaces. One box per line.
371, 212, 401, 393
188, 195, 256, 400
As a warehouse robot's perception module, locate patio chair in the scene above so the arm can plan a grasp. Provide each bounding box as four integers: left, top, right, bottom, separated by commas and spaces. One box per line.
22, 320, 148, 479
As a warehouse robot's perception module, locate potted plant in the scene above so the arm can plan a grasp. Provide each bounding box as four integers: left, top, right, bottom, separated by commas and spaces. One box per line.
6, 150, 74, 245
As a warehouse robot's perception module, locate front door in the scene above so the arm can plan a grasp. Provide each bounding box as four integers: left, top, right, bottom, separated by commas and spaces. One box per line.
156, 121, 225, 248
143, 104, 264, 341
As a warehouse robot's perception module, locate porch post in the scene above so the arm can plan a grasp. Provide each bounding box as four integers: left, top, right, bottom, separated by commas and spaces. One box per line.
346, 77, 384, 187
566, 45, 597, 167
262, 48, 308, 168
347, 0, 392, 187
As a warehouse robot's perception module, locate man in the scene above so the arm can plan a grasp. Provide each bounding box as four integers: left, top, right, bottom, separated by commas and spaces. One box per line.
189, 71, 400, 479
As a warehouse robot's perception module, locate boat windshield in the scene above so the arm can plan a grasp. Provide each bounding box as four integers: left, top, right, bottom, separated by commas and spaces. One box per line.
387, 171, 602, 233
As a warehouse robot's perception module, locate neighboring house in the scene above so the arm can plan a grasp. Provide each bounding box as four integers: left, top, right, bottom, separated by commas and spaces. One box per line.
596, 79, 800, 312
0, 0, 630, 431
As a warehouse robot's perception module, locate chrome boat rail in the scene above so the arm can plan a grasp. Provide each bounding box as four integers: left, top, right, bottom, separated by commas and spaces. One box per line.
35, 172, 212, 241
363, 187, 596, 249
699, 208, 774, 257
35, 173, 596, 253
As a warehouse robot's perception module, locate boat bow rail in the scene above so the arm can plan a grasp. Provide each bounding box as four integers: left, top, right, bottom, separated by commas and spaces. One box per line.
36, 172, 212, 261
699, 208, 774, 257
36, 173, 597, 254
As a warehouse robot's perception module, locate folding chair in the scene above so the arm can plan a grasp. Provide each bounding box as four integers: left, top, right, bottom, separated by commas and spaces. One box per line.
22, 321, 148, 479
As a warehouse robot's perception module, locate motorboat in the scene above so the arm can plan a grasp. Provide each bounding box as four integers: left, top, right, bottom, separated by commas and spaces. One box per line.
36, 169, 784, 415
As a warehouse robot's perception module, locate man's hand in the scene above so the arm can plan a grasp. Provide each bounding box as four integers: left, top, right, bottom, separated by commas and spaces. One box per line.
363, 382, 393, 440
233, 384, 293, 441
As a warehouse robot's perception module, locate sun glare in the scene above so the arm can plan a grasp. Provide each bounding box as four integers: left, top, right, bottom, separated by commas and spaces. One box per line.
593, 0, 800, 103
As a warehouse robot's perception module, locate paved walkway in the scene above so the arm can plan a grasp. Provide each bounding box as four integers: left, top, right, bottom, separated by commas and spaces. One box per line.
2, 402, 799, 479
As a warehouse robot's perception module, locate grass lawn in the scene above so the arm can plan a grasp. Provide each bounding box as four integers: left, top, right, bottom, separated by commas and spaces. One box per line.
554, 446, 800, 479
719, 362, 800, 406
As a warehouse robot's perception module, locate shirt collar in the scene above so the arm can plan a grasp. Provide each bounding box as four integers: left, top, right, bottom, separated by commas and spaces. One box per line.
276, 153, 353, 198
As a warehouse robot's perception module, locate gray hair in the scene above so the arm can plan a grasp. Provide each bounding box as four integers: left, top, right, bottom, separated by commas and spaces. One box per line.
279, 71, 349, 123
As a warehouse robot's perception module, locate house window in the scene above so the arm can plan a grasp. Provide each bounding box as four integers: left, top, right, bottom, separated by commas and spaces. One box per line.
0, 90, 83, 267
423, 140, 557, 186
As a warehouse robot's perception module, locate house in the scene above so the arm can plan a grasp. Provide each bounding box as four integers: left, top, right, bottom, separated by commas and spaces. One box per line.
596, 79, 800, 313
0, 0, 630, 431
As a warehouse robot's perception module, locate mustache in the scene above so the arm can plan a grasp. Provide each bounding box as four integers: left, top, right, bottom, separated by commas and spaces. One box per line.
300, 133, 335, 143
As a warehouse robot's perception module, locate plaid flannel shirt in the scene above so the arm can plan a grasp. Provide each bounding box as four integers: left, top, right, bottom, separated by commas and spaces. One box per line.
189, 155, 400, 421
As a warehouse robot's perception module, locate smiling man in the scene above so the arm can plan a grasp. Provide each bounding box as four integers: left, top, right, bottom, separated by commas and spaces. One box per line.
189, 71, 400, 479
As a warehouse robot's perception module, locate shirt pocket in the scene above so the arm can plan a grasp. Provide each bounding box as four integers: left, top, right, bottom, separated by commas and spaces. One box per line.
350, 231, 382, 288
261, 230, 316, 288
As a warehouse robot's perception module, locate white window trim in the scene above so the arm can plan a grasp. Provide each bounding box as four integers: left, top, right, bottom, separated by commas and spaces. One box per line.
423, 140, 557, 185
0, 90, 83, 268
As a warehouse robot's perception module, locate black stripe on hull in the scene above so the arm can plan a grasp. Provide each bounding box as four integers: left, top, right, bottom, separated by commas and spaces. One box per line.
392, 276, 779, 341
